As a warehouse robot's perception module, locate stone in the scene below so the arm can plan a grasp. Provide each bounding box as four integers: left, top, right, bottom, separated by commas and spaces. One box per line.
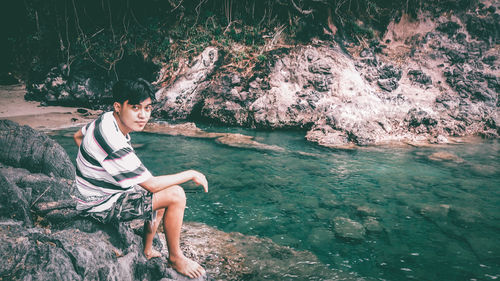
332, 217, 366, 241
363, 217, 384, 233
307, 227, 336, 251
156, 47, 220, 119
378, 64, 402, 80
25, 54, 159, 109
0, 173, 32, 225
408, 69, 432, 85
0, 120, 75, 179
356, 205, 378, 217
378, 78, 399, 92
436, 21, 461, 37
427, 151, 464, 163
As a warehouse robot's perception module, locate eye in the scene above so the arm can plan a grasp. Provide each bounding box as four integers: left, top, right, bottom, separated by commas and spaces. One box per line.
132, 105, 140, 110
145, 105, 153, 112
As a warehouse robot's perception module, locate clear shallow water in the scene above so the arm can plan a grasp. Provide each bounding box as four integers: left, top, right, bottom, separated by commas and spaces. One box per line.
53, 126, 500, 281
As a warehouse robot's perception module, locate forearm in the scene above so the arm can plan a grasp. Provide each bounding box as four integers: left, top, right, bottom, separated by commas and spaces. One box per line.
73, 129, 84, 147
140, 170, 205, 194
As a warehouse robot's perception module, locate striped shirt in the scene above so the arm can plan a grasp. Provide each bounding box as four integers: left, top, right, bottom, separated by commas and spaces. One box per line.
75, 111, 152, 213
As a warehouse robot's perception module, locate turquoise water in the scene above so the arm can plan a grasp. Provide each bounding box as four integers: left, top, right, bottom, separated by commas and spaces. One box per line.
53, 126, 500, 280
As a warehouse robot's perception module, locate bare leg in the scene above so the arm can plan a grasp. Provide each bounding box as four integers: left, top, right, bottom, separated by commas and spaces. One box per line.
152, 185, 206, 279
144, 208, 165, 259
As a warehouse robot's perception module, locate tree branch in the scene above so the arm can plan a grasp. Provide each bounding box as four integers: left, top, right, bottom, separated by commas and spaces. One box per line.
290, 0, 313, 15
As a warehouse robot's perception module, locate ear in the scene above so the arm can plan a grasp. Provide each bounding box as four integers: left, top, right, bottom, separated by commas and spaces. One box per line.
113, 102, 122, 113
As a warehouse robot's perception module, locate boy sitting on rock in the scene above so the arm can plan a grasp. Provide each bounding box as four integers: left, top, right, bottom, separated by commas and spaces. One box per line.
73, 78, 208, 279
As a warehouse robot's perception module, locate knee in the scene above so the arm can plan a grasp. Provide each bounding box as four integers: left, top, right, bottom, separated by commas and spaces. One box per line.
154, 185, 187, 209
169, 185, 186, 205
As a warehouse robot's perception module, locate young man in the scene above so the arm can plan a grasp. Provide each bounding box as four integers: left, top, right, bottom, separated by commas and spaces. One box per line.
73, 78, 208, 279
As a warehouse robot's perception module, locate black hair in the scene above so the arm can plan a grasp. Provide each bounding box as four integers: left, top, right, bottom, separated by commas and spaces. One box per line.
112, 78, 155, 105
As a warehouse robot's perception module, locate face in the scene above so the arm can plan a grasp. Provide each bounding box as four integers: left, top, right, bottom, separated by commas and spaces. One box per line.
113, 98, 152, 135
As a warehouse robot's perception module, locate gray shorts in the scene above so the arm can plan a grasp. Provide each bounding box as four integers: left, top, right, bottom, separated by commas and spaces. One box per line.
85, 188, 156, 224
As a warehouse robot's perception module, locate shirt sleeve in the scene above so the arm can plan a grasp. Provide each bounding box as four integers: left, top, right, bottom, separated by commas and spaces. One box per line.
100, 147, 153, 188
81, 122, 92, 136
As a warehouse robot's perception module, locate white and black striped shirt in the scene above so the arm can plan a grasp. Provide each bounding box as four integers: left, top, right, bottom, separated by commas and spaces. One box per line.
75, 111, 152, 213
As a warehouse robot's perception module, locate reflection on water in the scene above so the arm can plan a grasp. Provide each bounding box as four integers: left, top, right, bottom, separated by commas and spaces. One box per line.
53, 126, 500, 281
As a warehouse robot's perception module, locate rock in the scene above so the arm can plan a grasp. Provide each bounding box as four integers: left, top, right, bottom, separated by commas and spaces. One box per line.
0, 120, 75, 179
465, 13, 500, 44
305, 124, 354, 148
417, 204, 451, 220
306, 227, 336, 252
0, 173, 32, 225
427, 151, 464, 163
156, 47, 220, 119
0, 222, 82, 280
408, 69, 432, 85
332, 217, 366, 241
378, 64, 402, 80
143, 122, 284, 152
19, 2, 500, 149
356, 206, 378, 217
181, 222, 355, 280
378, 78, 399, 92
436, 21, 461, 37
406, 108, 438, 131
26, 55, 159, 109
363, 217, 384, 233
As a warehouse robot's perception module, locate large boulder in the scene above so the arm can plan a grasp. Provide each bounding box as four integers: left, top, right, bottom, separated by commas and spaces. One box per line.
0, 172, 32, 225
0, 120, 75, 179
25, 54, 160, 109
156, 47, 220, 119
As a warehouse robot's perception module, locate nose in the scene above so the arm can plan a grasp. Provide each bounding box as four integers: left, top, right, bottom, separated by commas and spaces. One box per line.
138, 108, 147, 118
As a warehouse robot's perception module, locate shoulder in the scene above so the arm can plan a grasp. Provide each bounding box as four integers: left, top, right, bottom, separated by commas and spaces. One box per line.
91, 112, 130, 153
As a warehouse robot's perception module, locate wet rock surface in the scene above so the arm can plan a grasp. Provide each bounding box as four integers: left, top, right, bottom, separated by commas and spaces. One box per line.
0, 120, 352, 280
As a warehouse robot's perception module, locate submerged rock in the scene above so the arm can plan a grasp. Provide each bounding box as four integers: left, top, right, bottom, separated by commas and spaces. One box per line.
144, 122, 285, 152
427, 151, 464, 163
332, 217, 366, 241
363, 217, 384, 233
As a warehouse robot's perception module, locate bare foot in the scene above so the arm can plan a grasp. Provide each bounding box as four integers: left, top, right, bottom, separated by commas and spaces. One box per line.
144, 249, 162, 260
169, 255, 206, 279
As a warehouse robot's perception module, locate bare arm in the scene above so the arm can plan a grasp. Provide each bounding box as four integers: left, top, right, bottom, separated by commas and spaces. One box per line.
74, 129, 84, 147
139, 170, 208, 194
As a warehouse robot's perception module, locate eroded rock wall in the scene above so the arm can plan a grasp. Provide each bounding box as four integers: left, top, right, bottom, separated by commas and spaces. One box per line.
153, 4, 498, 148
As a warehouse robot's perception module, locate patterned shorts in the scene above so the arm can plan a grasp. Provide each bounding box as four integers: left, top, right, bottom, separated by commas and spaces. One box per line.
85, 188, 157, 224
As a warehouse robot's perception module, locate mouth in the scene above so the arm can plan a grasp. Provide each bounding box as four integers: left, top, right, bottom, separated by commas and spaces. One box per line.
136, 121, 147, 126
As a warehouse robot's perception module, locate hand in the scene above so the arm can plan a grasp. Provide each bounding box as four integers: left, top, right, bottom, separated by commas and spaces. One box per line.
189, 170, 208, 193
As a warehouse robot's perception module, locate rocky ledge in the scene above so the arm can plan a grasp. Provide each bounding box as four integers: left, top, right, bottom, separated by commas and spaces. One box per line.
0, 120, 358, 281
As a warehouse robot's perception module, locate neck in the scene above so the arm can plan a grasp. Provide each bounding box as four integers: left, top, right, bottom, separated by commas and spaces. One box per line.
113, 111, 131, 136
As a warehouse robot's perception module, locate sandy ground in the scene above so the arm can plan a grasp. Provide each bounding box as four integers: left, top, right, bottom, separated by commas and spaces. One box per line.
0, 84, 102, 131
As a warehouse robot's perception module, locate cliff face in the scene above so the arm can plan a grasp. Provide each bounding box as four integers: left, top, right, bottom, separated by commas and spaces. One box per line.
154, 5, 498, 147
26, 2, 499, 148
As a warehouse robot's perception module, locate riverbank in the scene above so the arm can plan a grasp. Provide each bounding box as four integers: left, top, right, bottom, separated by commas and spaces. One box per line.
0, 83, 488, 149
0, 84, 101, 131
